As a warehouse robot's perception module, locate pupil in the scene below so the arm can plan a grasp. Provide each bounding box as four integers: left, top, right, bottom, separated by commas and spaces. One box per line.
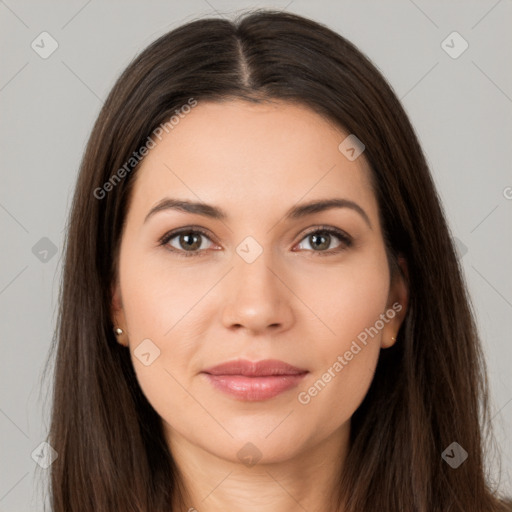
181, 233, 200, 250
311, 233, 329, 250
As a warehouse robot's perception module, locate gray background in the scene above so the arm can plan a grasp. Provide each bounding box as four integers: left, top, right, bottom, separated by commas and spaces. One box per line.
1, 0, 511, 509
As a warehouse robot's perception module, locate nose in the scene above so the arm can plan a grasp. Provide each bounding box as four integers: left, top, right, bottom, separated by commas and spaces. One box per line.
221, 248, 294, 335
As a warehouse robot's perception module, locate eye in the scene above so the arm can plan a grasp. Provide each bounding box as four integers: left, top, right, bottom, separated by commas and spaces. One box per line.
159, 227, 216, 258
158, 225, 353, 258
294, 226, 353, 256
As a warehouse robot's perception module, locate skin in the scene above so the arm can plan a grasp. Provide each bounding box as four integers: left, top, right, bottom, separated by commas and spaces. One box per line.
111, 99, 408, 512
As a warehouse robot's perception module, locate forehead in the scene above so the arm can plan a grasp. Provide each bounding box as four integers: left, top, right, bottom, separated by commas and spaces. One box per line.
128, 99, 377, 222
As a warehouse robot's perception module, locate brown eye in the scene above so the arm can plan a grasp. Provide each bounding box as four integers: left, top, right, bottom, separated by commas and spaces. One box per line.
159, 228, 215, 257
174, 232, 203, 251
295, 227, 352, 255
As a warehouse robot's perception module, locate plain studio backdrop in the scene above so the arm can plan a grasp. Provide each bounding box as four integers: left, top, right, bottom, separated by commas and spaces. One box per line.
0, 0, 511, 509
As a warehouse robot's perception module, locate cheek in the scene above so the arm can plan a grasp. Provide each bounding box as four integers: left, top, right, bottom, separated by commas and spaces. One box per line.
295, 340, 380, 444
120, 272, 201, 427
119, 243, 206, 339
292, 243, 390, 345
291, 247, 389, 422
117, 249, 201, 410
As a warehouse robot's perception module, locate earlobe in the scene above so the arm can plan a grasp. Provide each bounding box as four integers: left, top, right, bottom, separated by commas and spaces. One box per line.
113, 326, 128, 347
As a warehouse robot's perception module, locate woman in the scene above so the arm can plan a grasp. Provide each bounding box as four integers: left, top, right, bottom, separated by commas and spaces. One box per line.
44, 8, 512, 512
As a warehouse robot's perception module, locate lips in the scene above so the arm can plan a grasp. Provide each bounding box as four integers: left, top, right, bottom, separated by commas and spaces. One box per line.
201, 359, 309, 401
202, 358, 308, 377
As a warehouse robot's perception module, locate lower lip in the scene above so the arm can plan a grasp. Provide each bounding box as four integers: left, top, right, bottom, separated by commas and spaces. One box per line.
202, 373, 308, 401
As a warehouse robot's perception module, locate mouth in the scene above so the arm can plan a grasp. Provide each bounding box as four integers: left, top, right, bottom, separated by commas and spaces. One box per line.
201, 358, 309, 401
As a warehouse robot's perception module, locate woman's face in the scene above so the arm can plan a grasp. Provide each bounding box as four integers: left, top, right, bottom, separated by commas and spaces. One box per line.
111, 99, 408, 465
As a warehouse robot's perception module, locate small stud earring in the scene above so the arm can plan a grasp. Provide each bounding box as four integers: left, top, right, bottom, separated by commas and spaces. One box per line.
114, 327, 123, 336
391, 336, 396, 342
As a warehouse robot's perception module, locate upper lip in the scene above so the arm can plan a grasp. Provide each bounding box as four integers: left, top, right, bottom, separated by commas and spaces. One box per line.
202, 358, 308, 377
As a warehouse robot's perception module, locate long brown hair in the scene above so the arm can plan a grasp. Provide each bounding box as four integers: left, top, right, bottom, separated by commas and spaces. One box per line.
42, 9, 512, 511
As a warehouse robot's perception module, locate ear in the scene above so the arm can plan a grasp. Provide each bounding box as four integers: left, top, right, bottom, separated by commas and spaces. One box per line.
381, 255, 409, 349
111, 278, 128, 346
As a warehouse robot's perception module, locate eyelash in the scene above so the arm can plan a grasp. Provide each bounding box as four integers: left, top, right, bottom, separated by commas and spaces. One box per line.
158, 225, 353, 258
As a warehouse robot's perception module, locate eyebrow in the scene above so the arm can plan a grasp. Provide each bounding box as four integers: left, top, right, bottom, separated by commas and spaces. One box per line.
144, 197, 372, 228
